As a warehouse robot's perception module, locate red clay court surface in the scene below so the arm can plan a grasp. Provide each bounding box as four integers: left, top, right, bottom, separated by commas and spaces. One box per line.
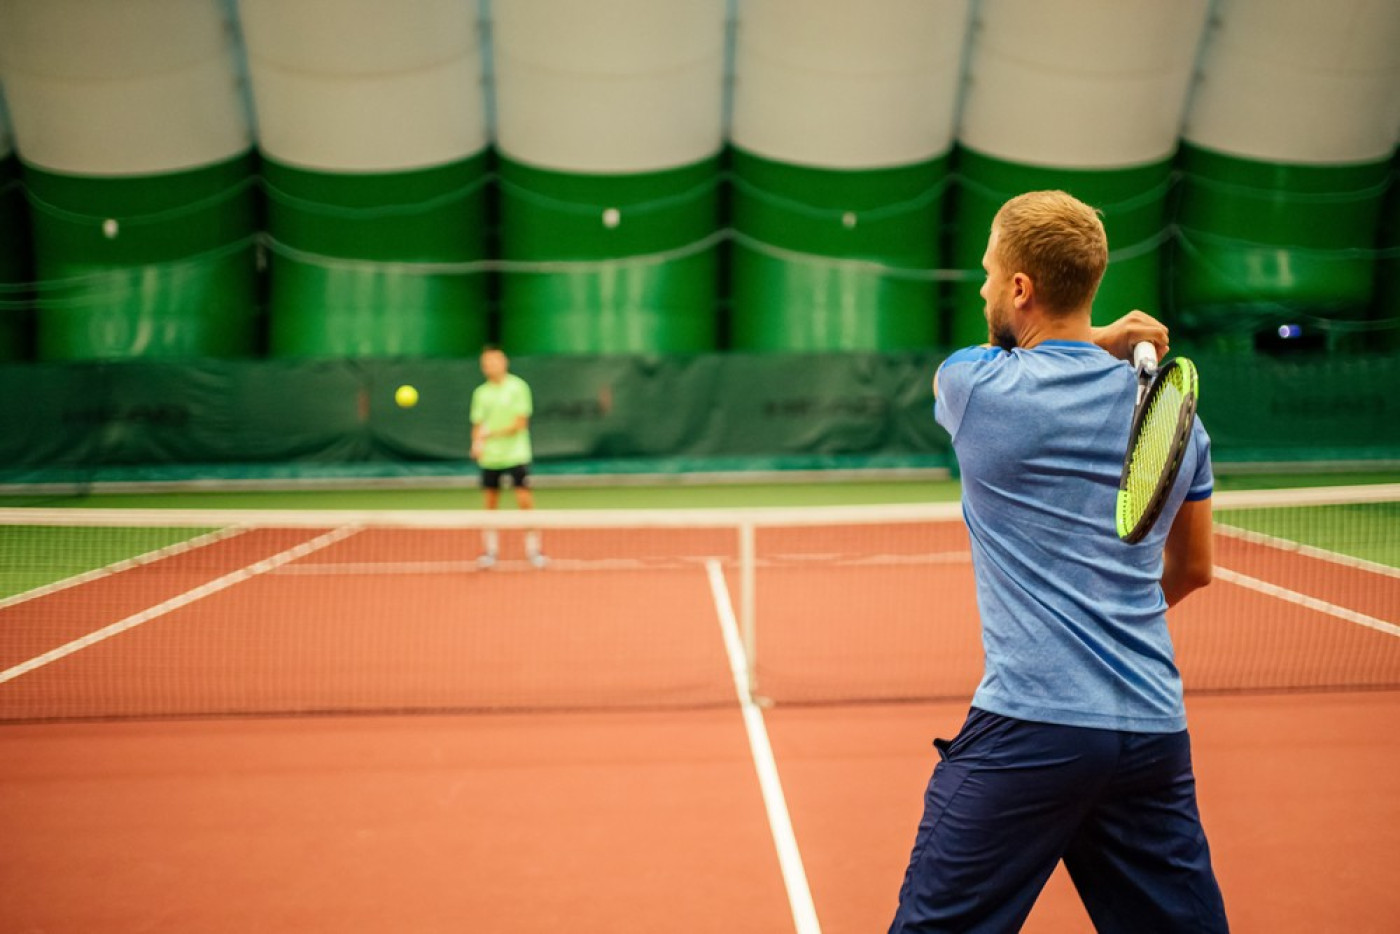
2, 520, 1398, 932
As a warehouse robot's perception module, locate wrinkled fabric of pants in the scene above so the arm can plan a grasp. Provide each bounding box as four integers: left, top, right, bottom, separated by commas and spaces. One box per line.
889, 707, 1229, 933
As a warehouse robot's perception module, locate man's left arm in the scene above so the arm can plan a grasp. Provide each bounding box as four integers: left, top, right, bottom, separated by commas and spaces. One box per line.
1163, 422, 1215, 606
1162, 496, 1213, 607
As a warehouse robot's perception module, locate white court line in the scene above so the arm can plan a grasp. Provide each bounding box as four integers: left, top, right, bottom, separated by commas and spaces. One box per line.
768, 551, 971, 567
0, 526, 247, 611
0, 526, 359, 686
274, 551, 971, 576
1214, 566, 1400, 639
272, 557, 720, 575
705, 559, 822, 934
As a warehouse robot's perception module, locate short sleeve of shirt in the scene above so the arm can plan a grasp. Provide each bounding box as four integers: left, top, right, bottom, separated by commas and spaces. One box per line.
1186, 418, 1213, 501
514, 378, 533, 418
934, 346, 1002, 440
470, 386, 484, 424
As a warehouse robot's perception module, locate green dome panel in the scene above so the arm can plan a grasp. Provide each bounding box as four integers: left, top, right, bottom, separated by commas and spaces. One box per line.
1173, 144, 1390, 345
730, 148, 948, 351
26, 153, 258, 361
264, 152, 490, 358
497, 156, 720, 354
730, 248, 938, 351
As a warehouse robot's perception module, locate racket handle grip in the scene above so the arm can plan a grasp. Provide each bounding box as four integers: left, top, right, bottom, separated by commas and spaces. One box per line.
1132, 341, 1158, 374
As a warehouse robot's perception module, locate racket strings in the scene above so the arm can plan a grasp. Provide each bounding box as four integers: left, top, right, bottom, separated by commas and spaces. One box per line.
1126, 377, 1187, 502
1117, 361, 1198, 541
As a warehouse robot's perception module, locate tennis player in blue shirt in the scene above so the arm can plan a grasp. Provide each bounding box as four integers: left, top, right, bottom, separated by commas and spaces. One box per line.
889, 191, 1228, 932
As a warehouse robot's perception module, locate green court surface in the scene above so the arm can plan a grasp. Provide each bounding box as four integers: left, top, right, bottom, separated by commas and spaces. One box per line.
1215, 501, 1400, 569
1, 526, 220, 600
1, 478, 959, 511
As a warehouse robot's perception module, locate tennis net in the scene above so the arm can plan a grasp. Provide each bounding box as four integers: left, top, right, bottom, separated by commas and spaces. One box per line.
1, 485, 1396, 721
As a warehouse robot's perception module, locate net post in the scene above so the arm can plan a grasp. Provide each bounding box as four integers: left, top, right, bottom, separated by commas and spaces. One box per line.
739, 520, 758, 698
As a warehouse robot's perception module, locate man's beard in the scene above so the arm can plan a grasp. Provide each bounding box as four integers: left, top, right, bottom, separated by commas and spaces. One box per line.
987, 298, 1016, 350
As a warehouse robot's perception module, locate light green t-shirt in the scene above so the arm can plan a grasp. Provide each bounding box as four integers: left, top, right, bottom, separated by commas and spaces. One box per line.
470, 374, 533, 469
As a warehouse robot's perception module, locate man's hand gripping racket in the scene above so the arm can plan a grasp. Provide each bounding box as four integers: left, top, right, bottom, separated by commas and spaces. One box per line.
1116, 342, 1199, 544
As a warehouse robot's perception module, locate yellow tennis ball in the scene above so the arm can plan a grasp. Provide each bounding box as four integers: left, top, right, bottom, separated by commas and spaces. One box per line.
395, 384, 419, 408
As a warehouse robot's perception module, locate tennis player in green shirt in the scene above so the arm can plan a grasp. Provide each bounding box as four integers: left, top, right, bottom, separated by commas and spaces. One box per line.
470, 347, 545, 568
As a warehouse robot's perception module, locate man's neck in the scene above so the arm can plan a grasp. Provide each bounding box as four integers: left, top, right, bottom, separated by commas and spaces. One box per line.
1016, 307, 1093, 349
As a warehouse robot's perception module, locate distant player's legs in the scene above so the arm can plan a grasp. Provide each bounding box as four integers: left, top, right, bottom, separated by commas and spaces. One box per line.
890, 709, 1116, 933
478, 469, 503, 567
510, 465, 546, 567
1062, 730, 1229, 933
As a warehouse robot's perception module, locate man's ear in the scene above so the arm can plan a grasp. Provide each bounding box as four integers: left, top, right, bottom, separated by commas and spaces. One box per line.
1011, 272, 1034, 310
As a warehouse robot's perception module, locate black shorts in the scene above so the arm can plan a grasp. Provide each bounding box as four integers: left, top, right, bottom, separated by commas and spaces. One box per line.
481, 464, 531, 490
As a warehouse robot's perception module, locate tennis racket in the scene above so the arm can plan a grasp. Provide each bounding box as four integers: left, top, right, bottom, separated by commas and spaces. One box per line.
1116, 342, 1199, 544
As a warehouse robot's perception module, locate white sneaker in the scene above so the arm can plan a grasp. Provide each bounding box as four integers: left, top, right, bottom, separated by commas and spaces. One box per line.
477, 553, 498, 570
527, 552, 549, 569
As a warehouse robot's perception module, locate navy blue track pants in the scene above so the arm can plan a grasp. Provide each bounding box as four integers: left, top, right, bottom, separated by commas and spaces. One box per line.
889, 708, 1229, 933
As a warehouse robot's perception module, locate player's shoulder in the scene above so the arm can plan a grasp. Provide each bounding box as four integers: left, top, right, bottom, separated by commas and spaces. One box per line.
505, 373, 532, 405
936, 345, 1004, 391
940, 345, 1003, 371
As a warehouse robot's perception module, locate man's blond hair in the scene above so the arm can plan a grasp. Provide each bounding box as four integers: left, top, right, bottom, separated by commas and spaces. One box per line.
992, 191, 1108, 315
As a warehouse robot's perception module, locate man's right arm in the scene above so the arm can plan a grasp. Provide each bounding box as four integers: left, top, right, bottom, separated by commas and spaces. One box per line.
1162, 497, 1213, 607
1090, 310, 1170, 361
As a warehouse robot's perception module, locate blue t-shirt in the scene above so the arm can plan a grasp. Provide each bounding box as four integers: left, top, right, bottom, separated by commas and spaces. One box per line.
935, 340, 1213, 733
